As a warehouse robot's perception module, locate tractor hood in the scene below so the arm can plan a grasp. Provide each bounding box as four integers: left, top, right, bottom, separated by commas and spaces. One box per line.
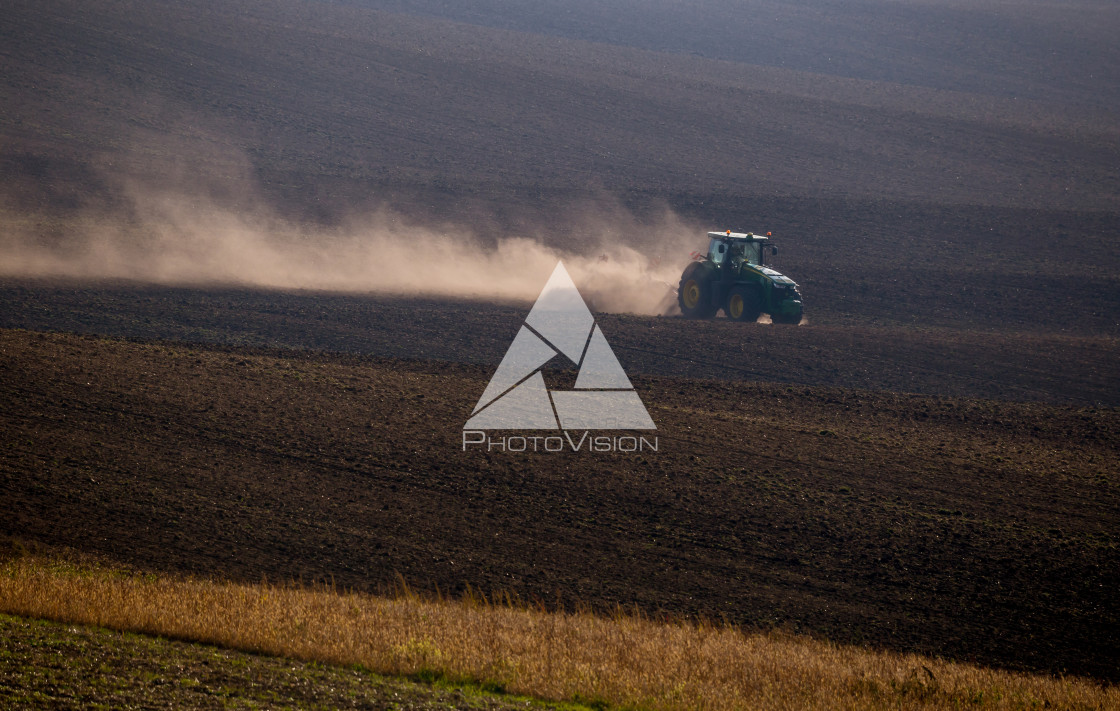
745, 264, 798, 287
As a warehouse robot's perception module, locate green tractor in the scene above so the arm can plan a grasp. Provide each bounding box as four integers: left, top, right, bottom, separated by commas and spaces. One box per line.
678, 231, 803, 324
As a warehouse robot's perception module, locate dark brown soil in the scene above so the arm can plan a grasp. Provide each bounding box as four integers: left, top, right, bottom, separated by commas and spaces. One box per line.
1, 281, 1116, 405
4, 0, 1119, 222
2, 328, 1117, 681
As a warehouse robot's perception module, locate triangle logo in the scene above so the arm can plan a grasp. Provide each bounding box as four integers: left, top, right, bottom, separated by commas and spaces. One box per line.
465, 261, 656, 430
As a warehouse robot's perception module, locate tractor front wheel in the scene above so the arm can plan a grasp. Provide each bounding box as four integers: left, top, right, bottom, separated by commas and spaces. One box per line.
678, 264, 718, 319
726, 287, 762, 322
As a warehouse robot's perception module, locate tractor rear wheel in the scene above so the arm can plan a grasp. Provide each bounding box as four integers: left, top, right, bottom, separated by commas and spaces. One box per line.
678, 263, 718, 319
726, 286, 762, 322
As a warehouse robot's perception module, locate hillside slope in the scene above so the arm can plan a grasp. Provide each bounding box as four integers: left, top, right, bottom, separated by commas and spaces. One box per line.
3, 0, 1118, 221
2, 328, 1118, 679
353, 0, 1120, 109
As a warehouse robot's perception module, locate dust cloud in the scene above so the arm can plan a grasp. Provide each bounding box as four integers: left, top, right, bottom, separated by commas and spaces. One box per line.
0, 187, 695, 316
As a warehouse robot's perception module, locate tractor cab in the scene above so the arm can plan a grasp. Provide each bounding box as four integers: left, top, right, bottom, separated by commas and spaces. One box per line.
706, 231, 776, 268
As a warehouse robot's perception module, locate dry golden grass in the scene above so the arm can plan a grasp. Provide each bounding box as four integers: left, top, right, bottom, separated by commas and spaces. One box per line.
0, 555, 1114, 710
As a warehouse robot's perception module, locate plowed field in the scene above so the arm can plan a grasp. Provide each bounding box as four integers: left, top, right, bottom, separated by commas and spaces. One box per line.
3, 313, 1117, 681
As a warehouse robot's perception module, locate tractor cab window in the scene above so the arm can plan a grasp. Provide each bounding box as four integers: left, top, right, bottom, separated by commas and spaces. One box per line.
739, 241, 761, 265
708, 238, 727, 265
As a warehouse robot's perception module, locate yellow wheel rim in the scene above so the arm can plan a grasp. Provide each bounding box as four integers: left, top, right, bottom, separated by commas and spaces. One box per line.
683, 280, 701, 309
729, 293, 743, 319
